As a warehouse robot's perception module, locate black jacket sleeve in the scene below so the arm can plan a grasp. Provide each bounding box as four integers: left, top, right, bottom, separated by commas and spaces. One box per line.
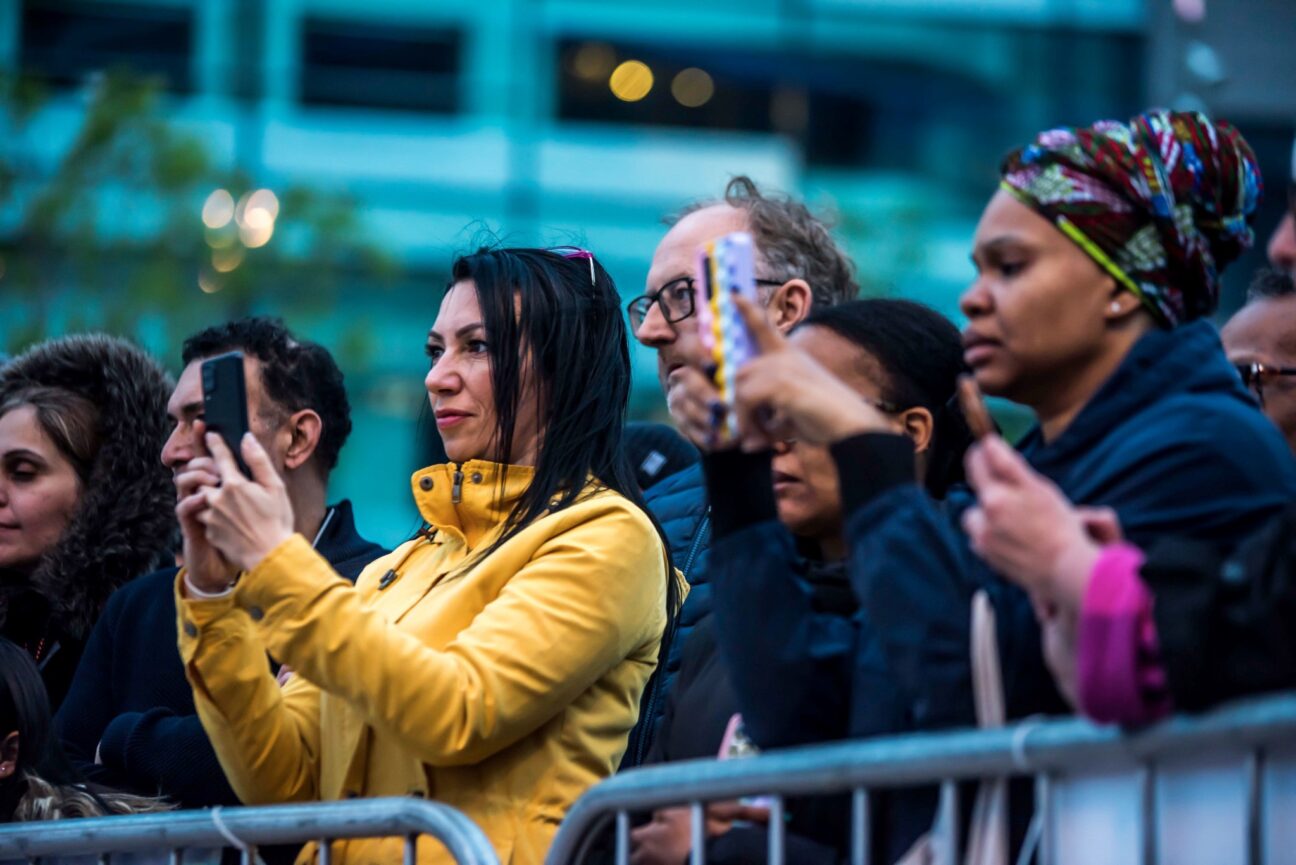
830, 433, 1068, 729
1146, 504, 1296, 712
703, 449, 859, 748
96, 708, 239, 806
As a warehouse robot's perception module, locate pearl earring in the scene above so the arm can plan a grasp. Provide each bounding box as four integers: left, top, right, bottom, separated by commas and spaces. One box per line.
1109, 301, 1122, 313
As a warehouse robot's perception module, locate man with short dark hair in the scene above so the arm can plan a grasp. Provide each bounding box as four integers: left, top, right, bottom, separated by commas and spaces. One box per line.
55, 317, 385, 806
1223, 269, 1296, 455
622, 176, 858, 767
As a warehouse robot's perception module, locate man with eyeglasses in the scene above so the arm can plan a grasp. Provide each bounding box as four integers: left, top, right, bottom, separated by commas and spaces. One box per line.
620, 176, 857, 771
1222, 269, 1296, 455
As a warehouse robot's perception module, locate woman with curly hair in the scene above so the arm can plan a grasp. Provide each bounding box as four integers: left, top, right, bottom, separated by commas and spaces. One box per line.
0, 335, 176, 709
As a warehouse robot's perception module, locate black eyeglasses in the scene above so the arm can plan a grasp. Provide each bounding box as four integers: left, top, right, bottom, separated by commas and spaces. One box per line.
1234, 361, 1296, 409
627, 275, 788, 333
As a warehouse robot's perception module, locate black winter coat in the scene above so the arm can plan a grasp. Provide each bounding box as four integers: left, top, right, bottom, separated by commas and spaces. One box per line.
1146, 503, 1296, 711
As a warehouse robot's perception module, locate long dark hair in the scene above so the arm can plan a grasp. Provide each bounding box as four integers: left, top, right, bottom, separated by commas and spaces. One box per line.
801, 299, 974, 498
0, 638, 164, 821
445, 246, 680, 665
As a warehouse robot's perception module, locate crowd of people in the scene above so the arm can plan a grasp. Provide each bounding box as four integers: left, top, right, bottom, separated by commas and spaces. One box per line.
1, 108, 1295, 865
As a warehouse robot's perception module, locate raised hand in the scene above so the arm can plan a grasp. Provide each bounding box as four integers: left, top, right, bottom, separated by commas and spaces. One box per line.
197, 431, 295, 574
728, 294, 894, 449
666, 365, 731, 452
961, 435, 1109, 611
174, 420, 238, 593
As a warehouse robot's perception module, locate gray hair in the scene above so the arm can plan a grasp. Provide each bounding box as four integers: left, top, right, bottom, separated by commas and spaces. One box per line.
673, 176, 859, 308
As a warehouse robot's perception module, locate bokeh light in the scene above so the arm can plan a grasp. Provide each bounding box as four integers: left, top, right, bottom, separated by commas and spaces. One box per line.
201, 189, 235, 229
671, 68, 714, 108
240, 221, 275, 248
198, 271, 222, 294
234, 188, 278, 248
610, 60, 654, 102
212, 246, 245, 273
572, 42, 616, 83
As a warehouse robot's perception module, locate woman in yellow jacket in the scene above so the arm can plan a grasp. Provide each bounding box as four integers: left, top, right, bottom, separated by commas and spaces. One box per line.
171, 248, 678, 865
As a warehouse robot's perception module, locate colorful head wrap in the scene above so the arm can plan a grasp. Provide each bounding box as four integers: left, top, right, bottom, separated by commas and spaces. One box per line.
1000, 110, 1262, 326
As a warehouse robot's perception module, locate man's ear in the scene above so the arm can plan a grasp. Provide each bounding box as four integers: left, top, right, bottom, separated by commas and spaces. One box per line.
766, 279, 813, 334
0, 731, 19, 780
899, 406, 935, 453
283, 409, 324, 472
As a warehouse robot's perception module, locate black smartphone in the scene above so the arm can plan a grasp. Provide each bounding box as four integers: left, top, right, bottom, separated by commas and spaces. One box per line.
200, 351, 252, 477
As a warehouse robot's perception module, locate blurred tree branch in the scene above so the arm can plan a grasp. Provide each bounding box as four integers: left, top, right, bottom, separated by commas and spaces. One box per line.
0, 69, 398, 364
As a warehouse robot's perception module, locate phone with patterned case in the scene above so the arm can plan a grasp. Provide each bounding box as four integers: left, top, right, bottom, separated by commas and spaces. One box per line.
696, 231, 761, 442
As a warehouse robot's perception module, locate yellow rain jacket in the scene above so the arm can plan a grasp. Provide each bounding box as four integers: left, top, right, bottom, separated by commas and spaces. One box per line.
176, 461, 670, 865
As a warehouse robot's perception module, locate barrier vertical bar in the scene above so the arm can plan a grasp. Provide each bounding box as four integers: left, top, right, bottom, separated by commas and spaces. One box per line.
168, 848, 183, 865
690, 801, 705, 865
404, 834, 417, 865
1139, 766, 1157, 865
767, 795, 785, 865
239, 846, 255, 865
850, 787, 870, 865
319, 838, 333, 865
1246, 750, 1265, 865
1035, 774, 1054, 865
939, 781, 960, 865
615, 810, 630, 865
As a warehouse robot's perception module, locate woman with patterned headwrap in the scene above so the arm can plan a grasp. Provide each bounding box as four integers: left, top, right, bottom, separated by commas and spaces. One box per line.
694, 110, 1296, 858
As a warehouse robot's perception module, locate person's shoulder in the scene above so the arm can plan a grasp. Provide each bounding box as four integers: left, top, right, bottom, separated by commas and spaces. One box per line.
567, 486, 663, 537
104, 566, 181, 612
1133, 388, 1292, 461
644, 461, 706, 510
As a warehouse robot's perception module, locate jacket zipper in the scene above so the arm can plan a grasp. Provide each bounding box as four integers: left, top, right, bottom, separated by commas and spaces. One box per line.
631, 508, 710, 766
451, 466, 464, 504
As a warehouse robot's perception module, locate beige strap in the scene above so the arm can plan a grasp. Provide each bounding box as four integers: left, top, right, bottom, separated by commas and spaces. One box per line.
964, 590, 1009, 865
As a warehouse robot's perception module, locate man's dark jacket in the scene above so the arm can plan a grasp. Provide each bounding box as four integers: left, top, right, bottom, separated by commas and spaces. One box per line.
55, 500, 384, 807
624, 461, 711, 766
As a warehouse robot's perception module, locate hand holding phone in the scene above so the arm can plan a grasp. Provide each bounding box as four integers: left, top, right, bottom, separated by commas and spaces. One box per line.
697, 231, 761, 442
201, 351, 253, 478
958, 374, 995, 440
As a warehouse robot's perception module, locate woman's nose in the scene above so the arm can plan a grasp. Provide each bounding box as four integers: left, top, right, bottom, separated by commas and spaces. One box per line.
425, 357, 461, 394
960, 278, 993, 319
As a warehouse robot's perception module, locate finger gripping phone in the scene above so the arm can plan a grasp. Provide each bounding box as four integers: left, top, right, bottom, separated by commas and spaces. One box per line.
201, 351, 253, 478
697, 231, 760, 441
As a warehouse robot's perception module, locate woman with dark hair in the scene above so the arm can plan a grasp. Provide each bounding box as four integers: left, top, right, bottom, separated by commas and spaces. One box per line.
172, 248, 675, 865
0, 335, 176, 710
704, 110, 1296, 857
0, 637, 163, 822
633, 299, 973, 865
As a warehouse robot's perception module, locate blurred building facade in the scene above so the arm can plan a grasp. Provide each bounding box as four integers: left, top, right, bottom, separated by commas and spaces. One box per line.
0, 0, 1292, 544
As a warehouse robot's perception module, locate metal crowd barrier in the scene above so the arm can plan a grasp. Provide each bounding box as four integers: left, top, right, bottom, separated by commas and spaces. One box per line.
546, 692, 1296, 865
0, 797, 499, 865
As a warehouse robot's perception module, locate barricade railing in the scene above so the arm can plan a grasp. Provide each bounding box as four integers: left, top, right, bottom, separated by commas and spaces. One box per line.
0, 797, 500, 865
546, 692, 1296, 865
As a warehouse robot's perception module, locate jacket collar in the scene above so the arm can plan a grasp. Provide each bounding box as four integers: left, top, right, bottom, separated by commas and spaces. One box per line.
314, 499, 386, 577
1019, 319, 1240, 471
410, 461, 536, 550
